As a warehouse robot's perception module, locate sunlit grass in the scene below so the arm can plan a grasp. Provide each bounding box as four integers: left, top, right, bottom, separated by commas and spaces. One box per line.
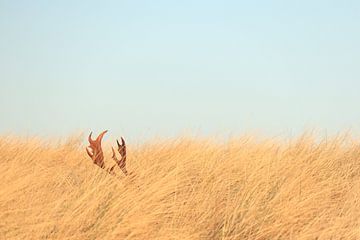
1, 133, 360, 239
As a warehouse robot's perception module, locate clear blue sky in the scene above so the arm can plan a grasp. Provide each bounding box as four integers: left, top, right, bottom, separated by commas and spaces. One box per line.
1, 1, 359, 141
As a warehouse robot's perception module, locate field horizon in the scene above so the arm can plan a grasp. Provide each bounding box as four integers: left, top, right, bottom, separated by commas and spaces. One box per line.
1, 132, 360, 239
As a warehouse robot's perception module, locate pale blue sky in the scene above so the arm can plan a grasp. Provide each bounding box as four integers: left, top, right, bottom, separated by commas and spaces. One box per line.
0, 1, 359, 141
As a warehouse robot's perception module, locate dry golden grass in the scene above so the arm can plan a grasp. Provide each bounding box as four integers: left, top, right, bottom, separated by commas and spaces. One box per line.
1, 133, 360, 239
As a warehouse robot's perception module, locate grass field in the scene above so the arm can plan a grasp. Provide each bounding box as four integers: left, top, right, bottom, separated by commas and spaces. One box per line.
1, 133, 360, 239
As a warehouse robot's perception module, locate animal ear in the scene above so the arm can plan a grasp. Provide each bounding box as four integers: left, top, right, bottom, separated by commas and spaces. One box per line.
96, 130, 108, 143
109, 164, 116, 173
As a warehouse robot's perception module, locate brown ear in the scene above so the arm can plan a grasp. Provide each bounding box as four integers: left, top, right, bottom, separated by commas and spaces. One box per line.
109, 164, 116, 173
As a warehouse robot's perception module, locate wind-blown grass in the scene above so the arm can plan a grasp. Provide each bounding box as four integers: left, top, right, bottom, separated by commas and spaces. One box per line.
1, 133, 360, 239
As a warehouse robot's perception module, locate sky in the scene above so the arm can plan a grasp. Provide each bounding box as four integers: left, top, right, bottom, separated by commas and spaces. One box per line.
0, 1, 359, 141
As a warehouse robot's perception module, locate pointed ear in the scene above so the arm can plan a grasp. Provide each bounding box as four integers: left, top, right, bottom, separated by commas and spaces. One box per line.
96, 130, 108, 144
86, 147, 93, 158
117, 139, 121, 148
109, 164, 116, 173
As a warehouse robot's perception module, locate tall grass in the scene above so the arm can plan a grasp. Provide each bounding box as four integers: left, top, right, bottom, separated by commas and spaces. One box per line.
1, 133, 360, 239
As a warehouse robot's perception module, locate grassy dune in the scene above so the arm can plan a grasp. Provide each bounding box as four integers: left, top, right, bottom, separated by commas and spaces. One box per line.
1, 133, 360, 239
